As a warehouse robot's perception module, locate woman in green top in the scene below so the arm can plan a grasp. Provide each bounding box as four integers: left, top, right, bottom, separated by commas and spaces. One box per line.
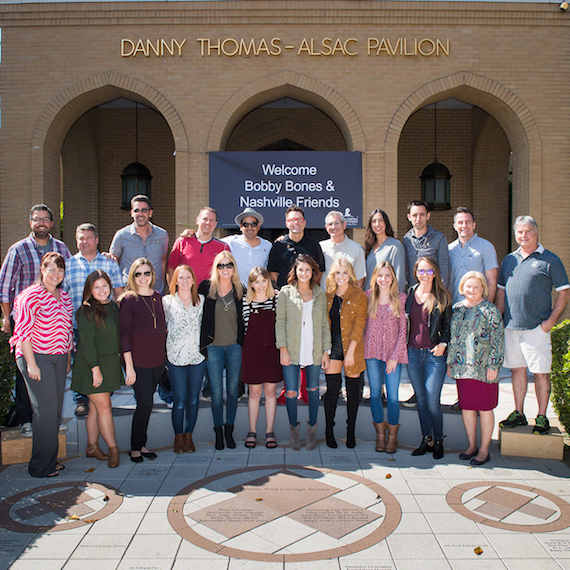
72, 270, 123, 468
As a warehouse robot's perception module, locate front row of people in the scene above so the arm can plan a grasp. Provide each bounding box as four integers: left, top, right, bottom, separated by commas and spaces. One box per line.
11, 250, 503, 478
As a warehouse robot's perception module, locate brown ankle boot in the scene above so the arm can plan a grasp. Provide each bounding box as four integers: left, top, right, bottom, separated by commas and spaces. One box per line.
86, 442, 109, 460
385, 424, 400, 454
108, 446, 120, 468
373, 421, 387, 452
174, 434, 185, 453
183, 433, 195, 453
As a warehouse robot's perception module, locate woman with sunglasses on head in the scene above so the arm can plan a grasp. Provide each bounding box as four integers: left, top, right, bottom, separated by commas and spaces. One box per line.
364, 209, 406, 292
364, 261, 408, 453
276, 254, 331, 451
72, 270, 122, 468
11, 252, 73, 478
162, 265, 206, 453
119, 258, 166, 463
241, 266, 282, 449
324, 259, 367, 449
405, 257, 452, 459
198, 251, 246, 450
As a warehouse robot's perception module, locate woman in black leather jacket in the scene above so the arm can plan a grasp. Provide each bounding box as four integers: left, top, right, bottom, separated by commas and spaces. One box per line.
405, 257, 452, 459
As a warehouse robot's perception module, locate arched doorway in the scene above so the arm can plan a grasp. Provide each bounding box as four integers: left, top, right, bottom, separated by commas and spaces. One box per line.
30, 73, 186, 251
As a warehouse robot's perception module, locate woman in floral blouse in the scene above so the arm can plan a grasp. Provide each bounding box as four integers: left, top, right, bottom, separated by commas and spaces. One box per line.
447, 271, 504, 466
163, 265, 206, 453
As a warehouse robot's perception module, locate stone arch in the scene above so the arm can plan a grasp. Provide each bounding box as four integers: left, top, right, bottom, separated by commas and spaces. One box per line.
207, 70, 366, 152
385, 71, 541, 225
225, 117, 348, 152
31, 71, 188, 216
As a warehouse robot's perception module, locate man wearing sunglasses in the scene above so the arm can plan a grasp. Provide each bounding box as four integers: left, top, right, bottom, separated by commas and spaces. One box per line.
222, 207, 271, 286
110, 195, 169, 294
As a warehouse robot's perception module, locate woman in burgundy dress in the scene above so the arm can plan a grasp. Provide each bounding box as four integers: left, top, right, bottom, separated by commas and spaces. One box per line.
241, 267, 283, 449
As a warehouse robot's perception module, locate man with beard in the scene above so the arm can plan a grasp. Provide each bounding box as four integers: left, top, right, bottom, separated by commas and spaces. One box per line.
0, 204, 71, 437
110, 195, 169, 294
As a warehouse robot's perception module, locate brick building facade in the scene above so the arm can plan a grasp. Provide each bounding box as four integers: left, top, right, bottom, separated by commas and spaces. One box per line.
0, 1, 566, 273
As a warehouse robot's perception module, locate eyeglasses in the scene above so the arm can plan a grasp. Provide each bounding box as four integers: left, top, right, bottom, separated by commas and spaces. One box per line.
242, 222, 258, 228
31, 217, 51, 223
132, 208, 149, 214
417, 269, 435, 276
217, 262, 234, 270
287, 217, 304, 224
134, 271, 152, 278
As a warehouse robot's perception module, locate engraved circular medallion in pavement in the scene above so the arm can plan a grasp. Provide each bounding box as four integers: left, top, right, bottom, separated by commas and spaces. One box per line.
447, 481, 570, 533
168, 464, 401, 562
0, 481, 122, 533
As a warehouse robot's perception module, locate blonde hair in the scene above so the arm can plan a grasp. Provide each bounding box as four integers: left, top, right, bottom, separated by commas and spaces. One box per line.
246, 266, 275, 303
458, 271, 489, 299
413, 257, 451, 314
208, 251, 243, 300
119, 258, 156, 300
326, 258, 357, 294
169, 264, 200, 306
368, 261, 401, 317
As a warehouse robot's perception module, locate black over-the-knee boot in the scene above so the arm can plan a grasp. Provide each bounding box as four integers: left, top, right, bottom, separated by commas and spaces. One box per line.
324, 374, 342, 448
346, 373, 364, 448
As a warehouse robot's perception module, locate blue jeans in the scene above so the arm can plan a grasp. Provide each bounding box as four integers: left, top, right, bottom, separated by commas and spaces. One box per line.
168, 359, 207, 434
206, 343, 242, 428
366, 359, 402, 425
282, 364, 321, 426
406, 347, 446, 440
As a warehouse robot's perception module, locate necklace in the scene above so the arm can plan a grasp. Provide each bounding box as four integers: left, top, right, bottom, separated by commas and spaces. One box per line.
141, 294, 157, 329
221, 291, 234, 312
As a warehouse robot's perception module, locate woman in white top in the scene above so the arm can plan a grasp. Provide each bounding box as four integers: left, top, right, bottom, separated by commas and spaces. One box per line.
162, 265, 206, 453
275, 255, 331, 451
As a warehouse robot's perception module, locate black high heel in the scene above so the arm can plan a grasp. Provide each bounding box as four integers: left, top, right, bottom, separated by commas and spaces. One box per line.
411, 436, 434, 456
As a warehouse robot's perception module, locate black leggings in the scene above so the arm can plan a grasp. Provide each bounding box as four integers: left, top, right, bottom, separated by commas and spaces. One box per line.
131, 365, 163, 451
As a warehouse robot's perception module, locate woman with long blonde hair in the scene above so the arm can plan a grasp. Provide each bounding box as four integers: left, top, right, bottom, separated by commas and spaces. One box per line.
405, 257, 452, 459
241, 267, 282, 449
198, 251, 246, 450
324, 259, 368, 448
119, 258, 166, 463
363, 261, 408, 453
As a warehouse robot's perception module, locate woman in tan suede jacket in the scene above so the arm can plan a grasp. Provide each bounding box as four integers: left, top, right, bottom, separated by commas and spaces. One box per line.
325, 259, 368, 449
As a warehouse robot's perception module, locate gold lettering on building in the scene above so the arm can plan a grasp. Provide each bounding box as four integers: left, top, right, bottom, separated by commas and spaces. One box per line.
121, 37, 449, 58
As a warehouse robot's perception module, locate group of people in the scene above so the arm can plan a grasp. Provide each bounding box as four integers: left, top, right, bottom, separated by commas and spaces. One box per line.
1, 195, 567, 477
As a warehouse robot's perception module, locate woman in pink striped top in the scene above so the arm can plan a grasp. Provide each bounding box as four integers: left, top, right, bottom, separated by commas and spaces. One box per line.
11, 252, 73, 478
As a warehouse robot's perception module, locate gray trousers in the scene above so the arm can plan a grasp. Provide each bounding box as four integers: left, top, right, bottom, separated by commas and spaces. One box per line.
17, 354, 67, 477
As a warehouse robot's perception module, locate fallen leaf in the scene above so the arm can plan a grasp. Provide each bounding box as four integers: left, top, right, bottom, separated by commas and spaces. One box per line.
103, 496, 109, 502
385, 474, 392, 479
474, 547, 483, 555
85, 468, 95, 473
386, 458, 395, 462
172, 509, 178, 513
84, 519, 96, 523
69, 515, 80, 520
255, 498, 263, 501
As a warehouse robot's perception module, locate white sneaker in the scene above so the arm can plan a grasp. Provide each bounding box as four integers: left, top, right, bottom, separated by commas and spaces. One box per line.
59, 423, 69, 432
21, 422, 33, 438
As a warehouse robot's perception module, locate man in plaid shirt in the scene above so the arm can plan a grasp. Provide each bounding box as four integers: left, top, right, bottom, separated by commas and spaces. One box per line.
0, 204, 71, 436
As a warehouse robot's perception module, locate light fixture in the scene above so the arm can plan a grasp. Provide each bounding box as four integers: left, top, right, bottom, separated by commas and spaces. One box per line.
560, 2, 569, 10
420, 101, 452, 211
121, 101, 152, 209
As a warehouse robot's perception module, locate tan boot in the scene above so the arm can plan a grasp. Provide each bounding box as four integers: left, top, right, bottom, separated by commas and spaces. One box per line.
183, 433, 195, 453
108, 446, 120, 468
174, 434, 184, 453
289, 422, 300, 451
306, 421, 318, 451
373, 421, 387, 452
386, 424, 400, 454
86, 442, 109, 460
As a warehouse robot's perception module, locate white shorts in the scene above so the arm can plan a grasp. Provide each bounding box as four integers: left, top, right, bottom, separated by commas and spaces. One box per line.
504, 325, 552, 374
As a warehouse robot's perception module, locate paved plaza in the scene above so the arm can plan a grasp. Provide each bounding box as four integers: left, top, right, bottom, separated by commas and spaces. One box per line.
1, 371, 569, 570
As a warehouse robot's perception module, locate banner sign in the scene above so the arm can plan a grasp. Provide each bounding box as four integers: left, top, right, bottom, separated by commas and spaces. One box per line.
209, 151, 362, 229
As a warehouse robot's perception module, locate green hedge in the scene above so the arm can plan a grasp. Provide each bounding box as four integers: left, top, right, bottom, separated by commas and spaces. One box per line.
0, 331, 16, 425
551, 320, 570, 436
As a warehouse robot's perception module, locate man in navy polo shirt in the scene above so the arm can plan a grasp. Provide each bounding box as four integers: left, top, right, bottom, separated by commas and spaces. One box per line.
496, 215, 570, 435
